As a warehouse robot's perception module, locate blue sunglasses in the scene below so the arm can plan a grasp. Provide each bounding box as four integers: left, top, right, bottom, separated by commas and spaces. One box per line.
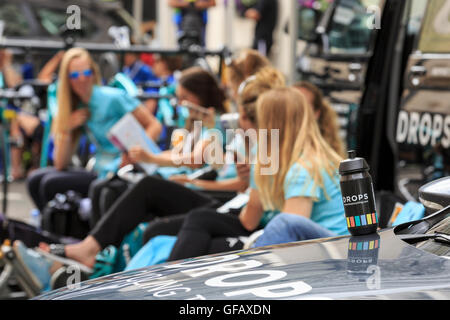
69, 69, 93, 79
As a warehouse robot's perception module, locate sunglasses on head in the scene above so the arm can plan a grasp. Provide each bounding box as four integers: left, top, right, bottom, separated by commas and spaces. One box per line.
69, 69, 93, 79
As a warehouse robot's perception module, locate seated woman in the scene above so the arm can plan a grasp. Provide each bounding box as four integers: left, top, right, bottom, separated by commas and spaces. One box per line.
0, 49, 43, 180
126, 66, 227, 174
34, 66, 235, 267
247, 82, 349, 247
167, 86, 348, 261
26, 47, 162, 211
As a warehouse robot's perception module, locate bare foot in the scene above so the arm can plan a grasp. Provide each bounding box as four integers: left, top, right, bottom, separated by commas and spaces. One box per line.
39, 237, 101, 269
38, 242, 51, 252
64, 237, 101, 269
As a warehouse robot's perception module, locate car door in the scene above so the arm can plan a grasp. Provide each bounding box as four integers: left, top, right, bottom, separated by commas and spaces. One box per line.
395, 0, 450, 201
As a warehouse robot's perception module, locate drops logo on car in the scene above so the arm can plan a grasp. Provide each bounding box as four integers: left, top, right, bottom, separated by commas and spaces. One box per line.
125, 252, 313, 300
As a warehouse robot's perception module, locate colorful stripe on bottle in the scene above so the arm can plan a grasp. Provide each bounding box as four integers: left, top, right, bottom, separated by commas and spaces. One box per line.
348, 239, 379, 251
347, 213, 378, 228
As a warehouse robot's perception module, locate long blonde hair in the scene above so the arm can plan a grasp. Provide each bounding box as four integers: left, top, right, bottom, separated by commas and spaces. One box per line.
294, 82, 346, 158
53, 47, 101, 135
255, 87, 343, 211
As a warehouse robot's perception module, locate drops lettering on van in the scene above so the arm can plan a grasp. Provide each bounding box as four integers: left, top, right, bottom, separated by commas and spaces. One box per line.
396, 110, 450, 148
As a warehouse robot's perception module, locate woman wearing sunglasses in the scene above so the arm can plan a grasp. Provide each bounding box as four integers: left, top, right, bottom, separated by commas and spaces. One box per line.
27, 47, 162, 212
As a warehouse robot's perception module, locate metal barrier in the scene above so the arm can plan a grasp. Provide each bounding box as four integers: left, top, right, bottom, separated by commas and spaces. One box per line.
0, 38, 231, 79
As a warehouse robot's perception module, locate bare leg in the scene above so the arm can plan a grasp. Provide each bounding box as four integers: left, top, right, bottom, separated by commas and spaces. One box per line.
9, 119, 24, 179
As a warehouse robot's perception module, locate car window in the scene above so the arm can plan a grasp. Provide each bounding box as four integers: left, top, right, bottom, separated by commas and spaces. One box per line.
0, 3, 30, 37
297, 0, 333, 42
407, 0, 428, 37
418, 0, 450, 53
35, 7, 97, 38
327, 0, 384, 54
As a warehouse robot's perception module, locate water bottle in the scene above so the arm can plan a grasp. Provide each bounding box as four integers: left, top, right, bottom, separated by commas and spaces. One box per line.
29, 209, 41, 229
339, 151, 378, 236
78, 198, 92, 221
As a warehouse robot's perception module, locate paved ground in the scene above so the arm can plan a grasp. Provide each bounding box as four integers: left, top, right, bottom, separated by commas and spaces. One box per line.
1, 180, 35, 223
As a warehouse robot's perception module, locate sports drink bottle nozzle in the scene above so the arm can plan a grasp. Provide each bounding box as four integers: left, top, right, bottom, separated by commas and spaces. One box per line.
339, 151, 378, 236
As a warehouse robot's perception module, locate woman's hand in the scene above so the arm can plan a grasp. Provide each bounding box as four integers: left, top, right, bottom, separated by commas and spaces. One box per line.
239, 188, 264, 232
119, 153, 134, 168
236, 163, 251, 182
128, 146, 153, 163
69, 108, 90, 131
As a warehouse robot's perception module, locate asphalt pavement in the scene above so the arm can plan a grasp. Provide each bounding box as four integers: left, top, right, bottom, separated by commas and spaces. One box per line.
1, 180, 35, 223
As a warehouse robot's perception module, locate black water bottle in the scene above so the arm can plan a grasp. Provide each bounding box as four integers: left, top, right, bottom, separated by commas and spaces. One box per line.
339, 151, 378, 236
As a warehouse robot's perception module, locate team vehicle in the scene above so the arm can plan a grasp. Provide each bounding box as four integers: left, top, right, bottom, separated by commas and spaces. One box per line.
296, 0, 449, 198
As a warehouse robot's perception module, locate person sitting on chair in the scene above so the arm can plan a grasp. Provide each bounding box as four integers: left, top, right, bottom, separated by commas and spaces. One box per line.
26, 47, 162, 212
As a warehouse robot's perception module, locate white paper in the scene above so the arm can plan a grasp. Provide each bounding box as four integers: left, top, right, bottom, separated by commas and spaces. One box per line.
107, 113, 161, 175
216, 190, 250, 214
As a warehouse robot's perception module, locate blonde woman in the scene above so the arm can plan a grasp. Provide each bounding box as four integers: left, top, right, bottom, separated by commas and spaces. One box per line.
168, 87, 348, 261
27, 47, 162, 211
251, 86, 350, 247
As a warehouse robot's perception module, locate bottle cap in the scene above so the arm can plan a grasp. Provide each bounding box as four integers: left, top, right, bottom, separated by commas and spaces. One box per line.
339, 150, 370, 175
